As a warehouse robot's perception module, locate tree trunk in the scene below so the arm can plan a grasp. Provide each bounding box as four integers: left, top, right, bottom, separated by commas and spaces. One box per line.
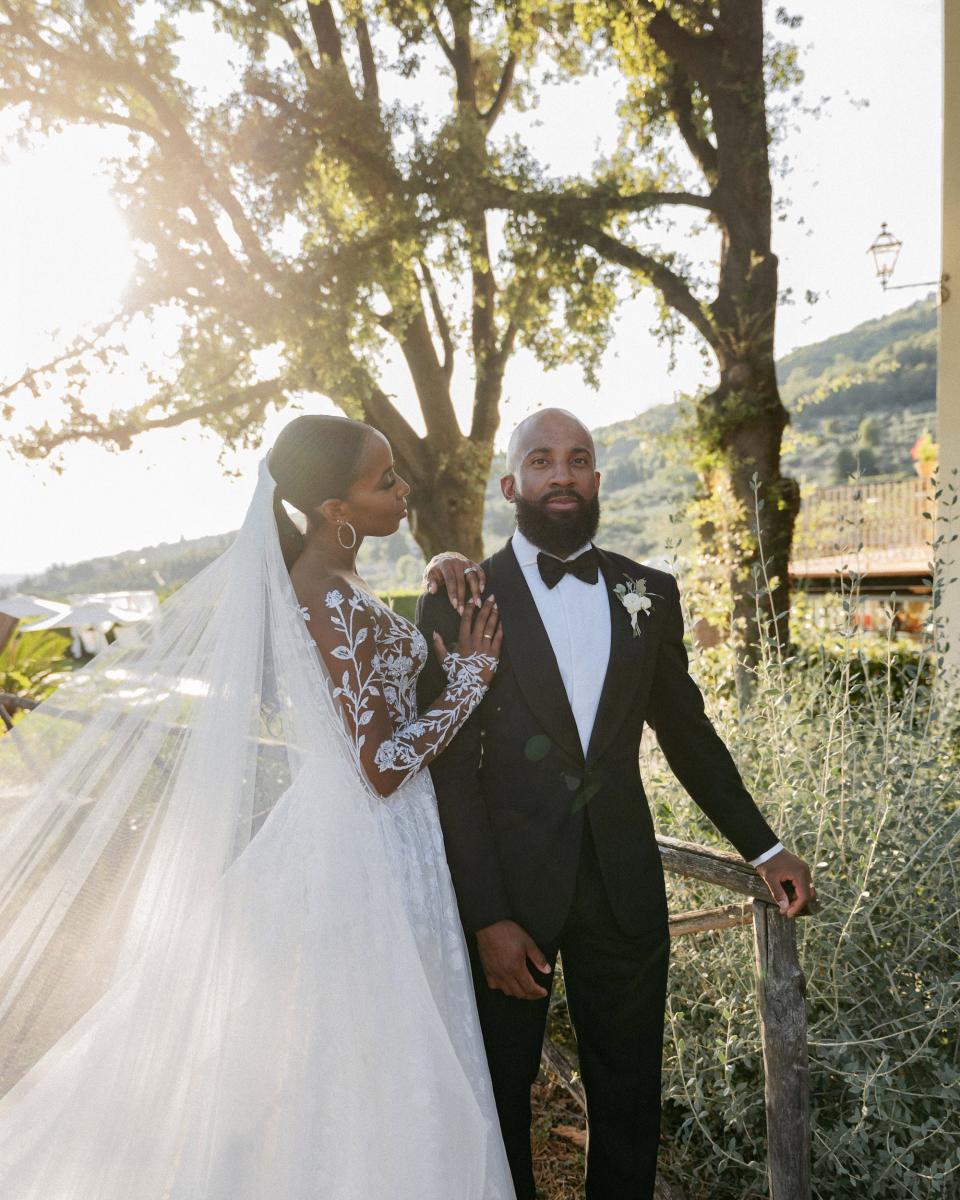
403, 435, 494, 562
696, 0, 801, 667
702, 351, 801, 667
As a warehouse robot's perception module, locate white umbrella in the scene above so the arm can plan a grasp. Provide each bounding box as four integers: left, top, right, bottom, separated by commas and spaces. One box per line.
28, 602, 150, 631
0, 595, 71, 621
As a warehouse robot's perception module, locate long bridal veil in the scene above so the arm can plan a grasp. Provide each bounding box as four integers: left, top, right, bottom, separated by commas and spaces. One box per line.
0, 460, 512, 1199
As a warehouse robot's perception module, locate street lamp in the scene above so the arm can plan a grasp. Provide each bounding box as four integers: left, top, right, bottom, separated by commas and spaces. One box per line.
867, 223, 950, 302
867, 223, 902, 287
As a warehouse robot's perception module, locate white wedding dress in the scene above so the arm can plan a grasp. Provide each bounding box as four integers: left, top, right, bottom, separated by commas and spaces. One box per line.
0, 461, 515, 1199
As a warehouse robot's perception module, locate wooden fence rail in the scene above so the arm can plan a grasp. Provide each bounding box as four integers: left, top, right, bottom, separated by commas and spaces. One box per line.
541, 836, 816, 1200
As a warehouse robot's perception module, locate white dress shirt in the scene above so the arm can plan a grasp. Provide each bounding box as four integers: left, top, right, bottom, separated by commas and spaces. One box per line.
509, 529, 782, 870
510, 530, 610, 756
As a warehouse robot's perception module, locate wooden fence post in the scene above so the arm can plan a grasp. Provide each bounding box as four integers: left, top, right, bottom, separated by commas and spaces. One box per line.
752, 899, 811, 1200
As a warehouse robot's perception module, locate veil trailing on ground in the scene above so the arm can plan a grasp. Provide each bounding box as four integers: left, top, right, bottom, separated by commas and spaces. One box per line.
0, 459, 510, 1199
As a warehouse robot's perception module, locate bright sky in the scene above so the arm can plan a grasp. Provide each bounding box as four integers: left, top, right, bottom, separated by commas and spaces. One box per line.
0, 0, 944, 577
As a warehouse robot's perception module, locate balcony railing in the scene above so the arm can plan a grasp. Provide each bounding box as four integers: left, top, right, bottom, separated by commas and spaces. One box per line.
790, 477, 934, 581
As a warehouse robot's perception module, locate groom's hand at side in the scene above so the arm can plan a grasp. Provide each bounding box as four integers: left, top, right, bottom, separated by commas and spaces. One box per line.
476, 920, 552, 1000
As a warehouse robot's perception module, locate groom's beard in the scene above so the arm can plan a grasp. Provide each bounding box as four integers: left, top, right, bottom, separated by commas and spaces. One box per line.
514, 491, 601, 559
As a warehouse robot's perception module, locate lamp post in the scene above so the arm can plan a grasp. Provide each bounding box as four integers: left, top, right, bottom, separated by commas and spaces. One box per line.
867, 223, 950, 302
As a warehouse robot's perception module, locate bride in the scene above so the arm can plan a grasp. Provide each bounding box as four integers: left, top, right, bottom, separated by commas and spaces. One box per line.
0, 414, 516, 1199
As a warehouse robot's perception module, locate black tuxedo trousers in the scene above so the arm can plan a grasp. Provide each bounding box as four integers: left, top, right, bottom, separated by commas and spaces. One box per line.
469, 821, 670, 1200
416, 541, 778, 1198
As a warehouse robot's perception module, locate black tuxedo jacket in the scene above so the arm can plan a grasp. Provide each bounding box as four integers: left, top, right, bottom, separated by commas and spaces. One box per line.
416, 541, 778, 945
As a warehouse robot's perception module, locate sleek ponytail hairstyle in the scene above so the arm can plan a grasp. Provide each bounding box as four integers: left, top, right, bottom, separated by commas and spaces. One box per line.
268, 414, 372, 569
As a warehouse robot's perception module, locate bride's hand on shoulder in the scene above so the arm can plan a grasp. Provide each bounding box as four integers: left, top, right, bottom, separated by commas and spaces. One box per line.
423, 552, 486, 613
432, 594, 502, 686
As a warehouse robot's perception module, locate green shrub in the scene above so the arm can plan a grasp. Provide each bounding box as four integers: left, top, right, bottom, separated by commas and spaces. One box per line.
381, 590, 421, 624
650, 636, 957, 1198
0, 628, 73, 713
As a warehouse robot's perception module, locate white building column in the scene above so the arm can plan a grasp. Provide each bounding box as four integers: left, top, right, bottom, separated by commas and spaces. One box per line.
938, 0, 960, 671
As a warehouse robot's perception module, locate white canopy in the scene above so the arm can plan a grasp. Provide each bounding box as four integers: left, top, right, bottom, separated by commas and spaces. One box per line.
0, 595, 71, 621
28, 602, 150, 631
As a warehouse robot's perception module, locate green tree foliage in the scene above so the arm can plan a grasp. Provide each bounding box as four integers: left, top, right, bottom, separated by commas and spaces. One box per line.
1, 1, 809, 653
0, 0, 620, 559
854, 444, 877, 475
832, 446, 856, 484
857, 414, 881, 447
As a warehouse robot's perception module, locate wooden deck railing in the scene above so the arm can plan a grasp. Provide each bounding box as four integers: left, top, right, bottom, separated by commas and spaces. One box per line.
791, 477, 933, 576
542, 836, 816, 1200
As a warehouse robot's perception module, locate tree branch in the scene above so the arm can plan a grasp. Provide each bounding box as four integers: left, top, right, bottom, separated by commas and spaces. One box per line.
482, 182, 716, 218
0, 317, 126, 403
305, 0, 344, 66
569, 223, 717, 348
5, 14, 279, 287
360, 385, 425, 480
427, 9, 456, 68
354, 16, 380, 107
481, 50, 516, 130
271, 18, 320, 85
638, 2, 718, 83
418, 260, 455, 383
666, 68, 719, 185
0, 87, 162, 139
392, 304, 460, 450
13, 379, 284, 458
445, 0, 477, 109
468, 216, 497, 370
496, 249, 548, 366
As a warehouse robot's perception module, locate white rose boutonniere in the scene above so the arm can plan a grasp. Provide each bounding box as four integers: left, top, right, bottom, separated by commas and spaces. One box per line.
614, 575, 658, 637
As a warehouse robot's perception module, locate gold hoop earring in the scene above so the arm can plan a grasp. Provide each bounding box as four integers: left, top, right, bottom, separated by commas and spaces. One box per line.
337, 520, 358, 550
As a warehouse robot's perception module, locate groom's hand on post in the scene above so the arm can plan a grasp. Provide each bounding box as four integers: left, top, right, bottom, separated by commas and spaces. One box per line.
475, 920, 552, 1000
755, 848, 817, 918
423, 552, 487, 613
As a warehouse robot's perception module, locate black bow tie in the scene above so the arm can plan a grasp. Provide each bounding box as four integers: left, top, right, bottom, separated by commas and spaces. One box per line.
536, 548, 600, 589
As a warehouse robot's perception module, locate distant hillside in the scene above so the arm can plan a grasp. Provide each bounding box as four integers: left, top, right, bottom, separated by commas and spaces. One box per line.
9, 299, 938, 598
778, 296, 937, 484
8, 533, 237, 600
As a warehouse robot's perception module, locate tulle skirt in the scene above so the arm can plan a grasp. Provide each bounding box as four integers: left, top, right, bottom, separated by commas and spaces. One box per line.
0, 763, 515, 1200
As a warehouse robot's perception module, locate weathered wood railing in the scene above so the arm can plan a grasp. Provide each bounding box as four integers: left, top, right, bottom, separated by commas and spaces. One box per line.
0, 691, 34, 730
542, 835, 816, 1200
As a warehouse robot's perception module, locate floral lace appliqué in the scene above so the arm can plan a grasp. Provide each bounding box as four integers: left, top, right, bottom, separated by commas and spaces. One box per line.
319, 586, 494, 789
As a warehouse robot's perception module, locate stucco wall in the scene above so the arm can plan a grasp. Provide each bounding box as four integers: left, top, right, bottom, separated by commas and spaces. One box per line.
937, 0, 960, 670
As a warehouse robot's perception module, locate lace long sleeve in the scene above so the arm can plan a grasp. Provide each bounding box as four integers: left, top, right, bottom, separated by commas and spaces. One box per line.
304, 586, 496, 798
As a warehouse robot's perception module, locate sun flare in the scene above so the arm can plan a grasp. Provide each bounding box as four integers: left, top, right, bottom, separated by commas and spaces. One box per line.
0, 128, 134, 375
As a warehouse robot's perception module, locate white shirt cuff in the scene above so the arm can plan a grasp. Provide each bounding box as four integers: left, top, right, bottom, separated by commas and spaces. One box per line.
749, 841, 784, 869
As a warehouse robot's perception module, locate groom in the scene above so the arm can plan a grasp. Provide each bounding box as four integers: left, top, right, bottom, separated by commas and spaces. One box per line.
416, 408, 814, 1200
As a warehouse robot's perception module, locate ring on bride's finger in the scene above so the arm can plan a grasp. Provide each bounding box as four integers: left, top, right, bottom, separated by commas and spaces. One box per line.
463, 566, 478, 575
483, 634, 493, 639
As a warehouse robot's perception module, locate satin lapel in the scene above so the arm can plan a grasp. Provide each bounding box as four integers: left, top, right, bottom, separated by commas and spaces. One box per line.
488, 541, 584, 765
586, 548, 650, 765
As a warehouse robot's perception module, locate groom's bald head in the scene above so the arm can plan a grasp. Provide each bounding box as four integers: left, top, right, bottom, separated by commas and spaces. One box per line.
505, 408, 596, 475
501, 408, 601, 557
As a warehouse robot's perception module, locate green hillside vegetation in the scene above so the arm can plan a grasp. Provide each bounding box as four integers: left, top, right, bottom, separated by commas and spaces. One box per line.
778, 296, 937, 484
8, 532, 237, 600
8, 299, 937, 599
